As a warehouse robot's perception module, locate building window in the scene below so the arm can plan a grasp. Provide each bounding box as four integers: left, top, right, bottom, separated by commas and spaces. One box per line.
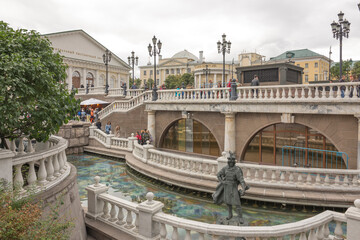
171, 69, 174, 74
157, 70, 159, 75
187, 68, 191, 73
143, 70, 146, 76
305, 63, 308, 68
305, 75, 308, 82
166, 69, 169, 74
150, 70, 153, 76
314, 74, 318, 81
161, 119, 220, 157
176, 68, 180, 74
244, 123, 343, 169
315, 62, 318, 68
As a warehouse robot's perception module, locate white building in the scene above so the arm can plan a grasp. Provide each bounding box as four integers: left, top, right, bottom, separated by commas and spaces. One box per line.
45, 30, 130, 90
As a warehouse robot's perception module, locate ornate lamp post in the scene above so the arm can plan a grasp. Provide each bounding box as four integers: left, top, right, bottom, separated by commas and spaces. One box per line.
217, 33, 231, 87
358, 3, 360, 11
103, 49, 112, 94
148, 36, 162, 101
128, 51, 138, 87
231, 58, 234, 80
331, 11, 351, 81
203, 65, 211, 88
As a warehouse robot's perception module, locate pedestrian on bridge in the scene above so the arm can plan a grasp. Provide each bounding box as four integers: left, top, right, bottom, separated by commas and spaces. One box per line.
251, 75, 260, 98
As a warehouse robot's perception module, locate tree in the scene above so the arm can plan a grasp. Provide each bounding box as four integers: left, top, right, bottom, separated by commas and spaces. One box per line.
352, 61, 360, 80
0, 22, 79, 147
330, 60, 352, 81
165, 73, 194, 89
180, 73, 194, 87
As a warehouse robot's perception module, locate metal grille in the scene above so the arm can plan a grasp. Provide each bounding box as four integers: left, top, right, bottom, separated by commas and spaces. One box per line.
244, 69, 278, 83
287, 69, 299, 83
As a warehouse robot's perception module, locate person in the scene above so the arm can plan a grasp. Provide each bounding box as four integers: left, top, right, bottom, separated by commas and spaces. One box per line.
146, 130, 153, 144
96, 119, 102, 130
90, 108, 94, 123
80, 84, 84, 88
340, 76, 346, 98
213, 152, 249, 224
77, 109, 81, 119
251, 75, 260, 97
140, 130, 145, 145
81, 108, 86, 122
131, 83, 137, 89
136, 131, 142, 144
115, 125, 121, 137
142, 129, 150, 144
105, 121, 111, 134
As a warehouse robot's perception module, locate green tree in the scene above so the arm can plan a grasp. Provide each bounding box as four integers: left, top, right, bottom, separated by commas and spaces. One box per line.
147, 78, 154, 89
330, 63, 340, 80
0, 22, 79, 147
352, 61, 360, 80
165, 73, 194, 89
135, 78, 142, 88
180, 73, 194, 87
330, 60, 352, 81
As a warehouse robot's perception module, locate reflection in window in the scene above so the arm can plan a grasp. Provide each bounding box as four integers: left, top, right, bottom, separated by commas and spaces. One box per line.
161, 119, 220, 157
244, 123, 345, 169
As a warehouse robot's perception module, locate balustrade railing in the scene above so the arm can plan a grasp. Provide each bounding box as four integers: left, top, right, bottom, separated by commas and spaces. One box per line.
86, 177, 360, 240
2, 135, 70, 194
157, 87, 231, 101
127, 89, 144, 97
108, 88, 124, 96
76, 86, 105, 95
111, 137, 129, 150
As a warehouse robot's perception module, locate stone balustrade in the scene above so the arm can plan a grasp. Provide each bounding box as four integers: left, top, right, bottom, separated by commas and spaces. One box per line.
108, 87, 124, 96
127, 89, 144, 97
86, 176, 360, 240
0, 135, 70, 195
76, 86, 105, 95
157, 87, 231, 101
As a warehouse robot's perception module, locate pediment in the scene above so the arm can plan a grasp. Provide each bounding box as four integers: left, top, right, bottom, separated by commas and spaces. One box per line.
45, 30, 130, 70
158, 58, 186, 67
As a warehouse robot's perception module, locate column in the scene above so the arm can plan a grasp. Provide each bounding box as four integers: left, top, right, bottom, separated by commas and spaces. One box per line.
356, 114, 360, 169
198, 74, 202, 88
68, 66, 73, 90
82, 68, 87, 86
117, 73, 121, 88
162, 69, 166, 86
95, 70, 99, 87
214, 73, 217, 87
147, 110, 156, 145
223, 112, 236, 152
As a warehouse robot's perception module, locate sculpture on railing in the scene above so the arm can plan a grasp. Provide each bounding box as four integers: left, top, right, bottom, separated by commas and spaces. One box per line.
213, 151, 249, 225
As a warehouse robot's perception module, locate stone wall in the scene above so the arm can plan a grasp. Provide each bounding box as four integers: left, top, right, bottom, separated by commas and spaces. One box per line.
57, 121, 90, 154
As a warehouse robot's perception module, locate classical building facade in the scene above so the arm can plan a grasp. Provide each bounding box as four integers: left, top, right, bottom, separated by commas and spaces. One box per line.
45, 30, 130, 90
268, 49, 330, 83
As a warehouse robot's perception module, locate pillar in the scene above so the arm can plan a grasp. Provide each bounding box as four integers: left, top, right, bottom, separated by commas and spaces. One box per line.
214, 73, 217, 87
95, 70, 99, 87
82, 68, 87, 86
86, 176, 109, 219
68, 66, 73, 90
223, 112, 236, 152
147, 110, 156, 145
345, 199, 360, 240
356, 114, 360, 169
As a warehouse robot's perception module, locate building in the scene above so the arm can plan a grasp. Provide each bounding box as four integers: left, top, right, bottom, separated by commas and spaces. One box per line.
45, 30, 130, 90
268, 49, 330, 84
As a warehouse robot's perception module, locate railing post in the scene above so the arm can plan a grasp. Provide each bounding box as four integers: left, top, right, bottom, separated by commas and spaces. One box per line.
143, 141, 154, 163
127, 133, 137, 151
136, 192, 164, 239
105, 133, 114, 148
86, 176, 109, 219
89, 125, 97, 137
217, 151, 228, 171
0, 149, 15, 187
345, 199, 360, 240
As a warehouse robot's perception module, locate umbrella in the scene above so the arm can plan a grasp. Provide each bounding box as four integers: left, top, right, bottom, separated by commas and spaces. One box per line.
80, 98, 110, 106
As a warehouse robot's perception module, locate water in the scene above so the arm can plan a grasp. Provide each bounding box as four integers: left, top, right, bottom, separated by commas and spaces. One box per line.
68, 153, 318, 226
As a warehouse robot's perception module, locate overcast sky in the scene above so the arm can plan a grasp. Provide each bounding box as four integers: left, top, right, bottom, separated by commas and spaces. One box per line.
1, 0, 360, 77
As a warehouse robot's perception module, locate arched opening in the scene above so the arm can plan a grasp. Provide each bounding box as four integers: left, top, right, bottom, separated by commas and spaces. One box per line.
160, 118, 220, 157
99, 74, 105, 87
86, 72, 94, 87
110, 76, 115, 88
243, 123, 347, 169
72, 71, 81, 88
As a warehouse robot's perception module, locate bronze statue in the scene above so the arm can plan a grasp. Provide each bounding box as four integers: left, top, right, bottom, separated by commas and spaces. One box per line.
213, 152, 249, 224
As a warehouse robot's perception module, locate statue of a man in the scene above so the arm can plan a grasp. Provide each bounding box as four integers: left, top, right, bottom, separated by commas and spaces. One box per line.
213, 152, 249, 224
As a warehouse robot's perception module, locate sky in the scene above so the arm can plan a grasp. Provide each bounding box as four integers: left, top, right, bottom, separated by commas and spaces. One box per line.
1, 0, 360, 77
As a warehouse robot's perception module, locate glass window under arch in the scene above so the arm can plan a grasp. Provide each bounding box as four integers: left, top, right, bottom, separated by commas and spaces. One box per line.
161, 118, 220, 157
243, 123, 346, 169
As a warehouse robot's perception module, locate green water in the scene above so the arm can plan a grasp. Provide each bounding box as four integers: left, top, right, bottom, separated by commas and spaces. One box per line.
68, 154, 319, 226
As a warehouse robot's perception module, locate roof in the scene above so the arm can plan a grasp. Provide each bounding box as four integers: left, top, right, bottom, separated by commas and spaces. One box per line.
269, 49, 326, 61
172, 50, 198, 61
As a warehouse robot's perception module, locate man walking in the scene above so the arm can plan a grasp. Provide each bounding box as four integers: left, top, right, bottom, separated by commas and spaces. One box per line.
251, 75, 260, 98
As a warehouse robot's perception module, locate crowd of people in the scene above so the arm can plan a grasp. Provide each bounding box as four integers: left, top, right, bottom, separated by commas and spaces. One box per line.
77, 106, 102, 123
135, 129, 153, 145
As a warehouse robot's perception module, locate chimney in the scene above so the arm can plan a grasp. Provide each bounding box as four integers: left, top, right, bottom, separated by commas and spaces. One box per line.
199, 51, 203, 63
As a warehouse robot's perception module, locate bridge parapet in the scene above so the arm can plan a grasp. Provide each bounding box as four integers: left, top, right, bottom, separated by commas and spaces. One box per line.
86, 176, 360, 239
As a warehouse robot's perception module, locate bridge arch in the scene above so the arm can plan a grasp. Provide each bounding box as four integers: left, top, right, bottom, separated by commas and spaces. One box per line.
158, 117, 221, 157
240, 121, 347, 169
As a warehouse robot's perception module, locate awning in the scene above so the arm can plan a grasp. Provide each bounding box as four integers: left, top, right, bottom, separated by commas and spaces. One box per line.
80, 98, 110, 106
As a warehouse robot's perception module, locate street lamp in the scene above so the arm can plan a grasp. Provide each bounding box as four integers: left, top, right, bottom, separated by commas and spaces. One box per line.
203, 65, 211, 88
128, 51, 138, 87
231, 58, 234, 80
148, 35, 162, 101
331, 11, 351, 81
103, 49, 112, 94
358, 3, 360, 11
217, 33, 231, 87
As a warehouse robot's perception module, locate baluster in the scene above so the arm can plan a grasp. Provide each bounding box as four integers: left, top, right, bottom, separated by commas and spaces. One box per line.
336, 87, 342, 99
246, 168, 252, 180
18, 136, 25, 155
324, 174, 330, 186
58, 152, 65, 173
289, 235, 296, 240
297, 173, 303, 183
293, 87, 299, 99
306, 173, 312, 185
299, 232, 307, 240
315, 173, 321, 185
185, 229, 191, 240
344, 86, 350, 99
316, 225, 324, 239
26, 138, 34, 153
14, 164, 24, 192
101, 200, 110, 219
116, 206, 125, 225
27, 161, 37, 186
262, 169, 267, 181
254, 169, 259, 181
314, 87, 319, 99
160, 223, 167, 240
334, 221, 343, 239
198, 162, 203, 173
288, 172, 294, 184
134, 213, 139, 232
270, 88, 274, 99
271, 170, 277, 182
352, 175, 358, 186
308, 228, 316, 240
205, 163, 210, 174
301, 87, 305, 99
324, 223, 330, 239
280, 171, 285, 183
37, 158, 48, 186
171, 226, 179, 240
275, 88, 280, 99
125, 209, 134, 228
109, 203, 117, 222
198, 232, 205, 240
53, 154, 60, 177
334, 175, 340, 185
46, 156, 55, 181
